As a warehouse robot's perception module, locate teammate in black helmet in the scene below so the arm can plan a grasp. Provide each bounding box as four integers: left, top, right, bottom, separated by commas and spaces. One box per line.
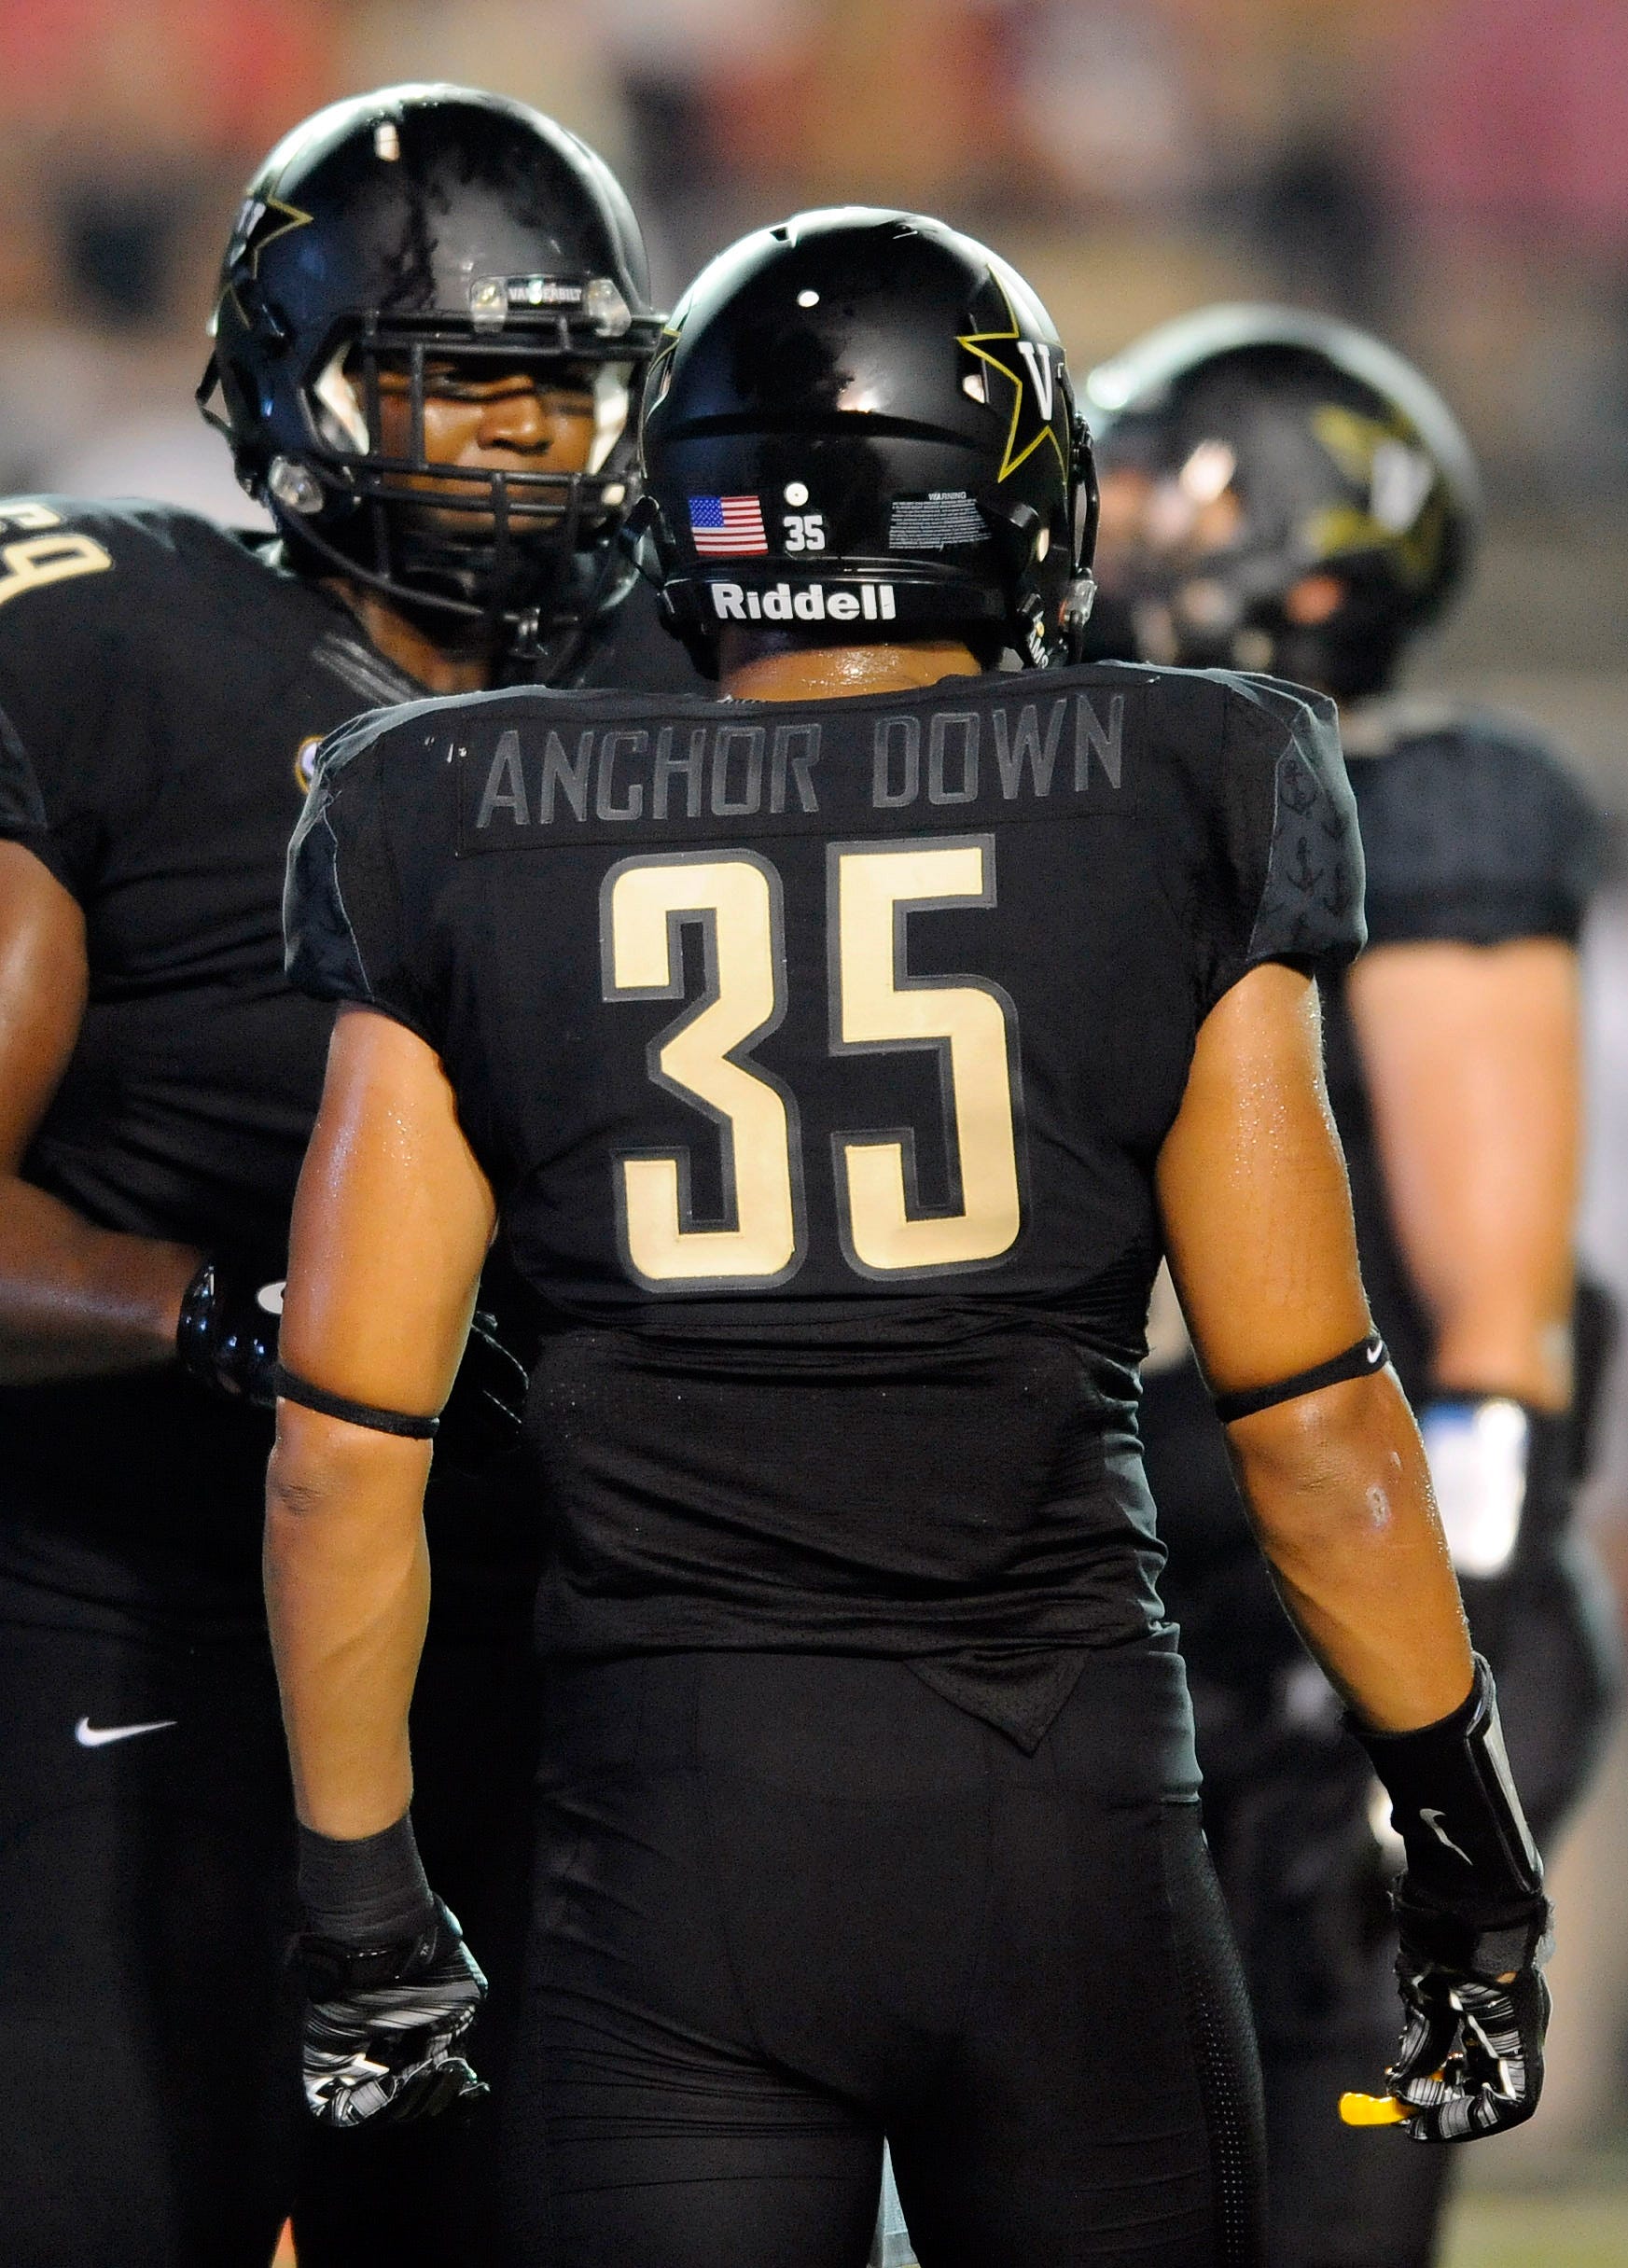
266, 212, 1552, 2266
1080, 305, 1478, 699
1085, 305, 1616, 2267
0, 83, 701, 2268
201, 80, 669, 678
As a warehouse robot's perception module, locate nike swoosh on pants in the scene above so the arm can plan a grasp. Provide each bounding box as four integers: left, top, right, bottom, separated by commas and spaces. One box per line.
75, 1716, 178, 1747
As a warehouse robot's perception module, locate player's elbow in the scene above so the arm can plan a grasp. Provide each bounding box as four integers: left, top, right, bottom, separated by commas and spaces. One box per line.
1225, 1371, 1420, 1562
265, 1400, 419, 1531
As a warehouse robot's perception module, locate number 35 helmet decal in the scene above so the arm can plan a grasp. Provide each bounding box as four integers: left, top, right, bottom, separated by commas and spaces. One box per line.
638, 208, 1097, 675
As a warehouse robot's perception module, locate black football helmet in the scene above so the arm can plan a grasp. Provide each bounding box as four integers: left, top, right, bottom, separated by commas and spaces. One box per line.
637, 207, 1097, 675
1083, 305, 1481, 698
199, 85, 663, 658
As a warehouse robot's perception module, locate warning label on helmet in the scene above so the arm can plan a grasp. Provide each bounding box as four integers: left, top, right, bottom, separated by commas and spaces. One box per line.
888, 492, 987, 550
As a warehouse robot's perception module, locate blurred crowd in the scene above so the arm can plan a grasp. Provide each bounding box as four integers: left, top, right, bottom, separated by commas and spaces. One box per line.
4, 1, 1628, 504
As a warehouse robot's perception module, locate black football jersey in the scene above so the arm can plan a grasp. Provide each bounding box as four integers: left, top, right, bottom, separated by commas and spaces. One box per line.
1143, 701, 1605, 1684
285, 661, 1364, 1711
0, 496, 704, 1620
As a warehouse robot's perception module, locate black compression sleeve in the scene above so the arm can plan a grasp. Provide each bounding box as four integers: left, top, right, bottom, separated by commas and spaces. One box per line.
271, 1361, 439, 1439
1213, 1333, 1387, 1425
297, 1812, 435, 1945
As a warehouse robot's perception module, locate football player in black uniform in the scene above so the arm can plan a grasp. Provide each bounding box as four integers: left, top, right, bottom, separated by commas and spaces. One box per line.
269, 213, 1552, 2268
1082, 306, 1618, 2268
0, 83, 699, 2268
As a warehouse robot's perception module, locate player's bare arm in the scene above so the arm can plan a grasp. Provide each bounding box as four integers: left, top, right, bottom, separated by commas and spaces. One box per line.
1156, 960, 1473, 1733
0, 841, 201, 1382
266, 1004, 495, 1837
1348, 938, 1580, 1410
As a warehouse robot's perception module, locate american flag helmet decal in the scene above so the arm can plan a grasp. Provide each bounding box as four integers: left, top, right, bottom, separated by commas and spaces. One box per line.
689, 494, 769, 555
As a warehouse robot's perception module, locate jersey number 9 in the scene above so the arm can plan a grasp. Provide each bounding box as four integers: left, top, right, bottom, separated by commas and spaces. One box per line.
601, 839, 1023, 1288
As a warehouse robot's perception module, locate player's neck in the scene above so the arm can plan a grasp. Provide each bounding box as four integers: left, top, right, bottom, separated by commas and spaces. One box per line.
718, 634, 982, 703
327, 581, 498, 695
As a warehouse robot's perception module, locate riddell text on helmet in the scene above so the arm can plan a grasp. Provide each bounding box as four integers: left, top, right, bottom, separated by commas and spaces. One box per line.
709, 580, 897, 622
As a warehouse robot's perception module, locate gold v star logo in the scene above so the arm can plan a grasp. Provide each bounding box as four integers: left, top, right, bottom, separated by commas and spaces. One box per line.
958, 285, 1067, 483
230, 194, 313, 278
1306, 404, 1445, 588
221, 195, 313, 325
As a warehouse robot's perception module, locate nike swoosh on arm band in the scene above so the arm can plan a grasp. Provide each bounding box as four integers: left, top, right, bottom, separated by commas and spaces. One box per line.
1213, 1334, 1388, 1425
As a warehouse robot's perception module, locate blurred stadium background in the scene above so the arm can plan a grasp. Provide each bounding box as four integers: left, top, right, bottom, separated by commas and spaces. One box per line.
2, 4, 1625, 2261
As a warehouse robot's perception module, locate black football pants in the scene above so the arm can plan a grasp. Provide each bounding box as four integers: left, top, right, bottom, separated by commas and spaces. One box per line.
501, 1638, 1265, 2267
0, 1567, 539, 2268
0, 1593, 301, 2268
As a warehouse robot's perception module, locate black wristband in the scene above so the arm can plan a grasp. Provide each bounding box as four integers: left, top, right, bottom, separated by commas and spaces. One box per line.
1353, 1655, 1543, 1918
297, 1812, 435, 1946
271, 1362, 439, 1440
1213, 1333, 1388, 1425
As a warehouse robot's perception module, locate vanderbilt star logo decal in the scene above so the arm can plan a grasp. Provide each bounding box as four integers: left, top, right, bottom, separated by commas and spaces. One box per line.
1306, 404, 1445, 589
229, 194, 313, 279
957, 285, 1067, 483
221, 193, 313, 325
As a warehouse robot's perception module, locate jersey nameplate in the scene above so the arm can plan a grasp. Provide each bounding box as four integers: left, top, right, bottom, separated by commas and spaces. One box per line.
455, 684, 1137, 855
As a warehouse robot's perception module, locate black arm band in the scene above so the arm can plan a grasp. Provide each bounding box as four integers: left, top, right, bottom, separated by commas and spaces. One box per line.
1353, 1654, 1544, 1921
1213, 1333, 1388, 1425
271, 1362, 439, 1439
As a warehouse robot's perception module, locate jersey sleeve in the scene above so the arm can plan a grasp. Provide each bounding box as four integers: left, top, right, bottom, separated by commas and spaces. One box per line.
283, 707, 445, 1047
1351, 717, 1603, 949
1200, 674, 1367, 1013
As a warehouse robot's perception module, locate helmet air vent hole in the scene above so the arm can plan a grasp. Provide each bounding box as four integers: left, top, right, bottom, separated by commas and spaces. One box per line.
797, 289, 819, 308
373, 121, 400, 161
962, 371, 986, 405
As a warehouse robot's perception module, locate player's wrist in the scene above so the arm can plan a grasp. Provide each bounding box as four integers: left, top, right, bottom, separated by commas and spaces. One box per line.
1352, 1654, 1545, 1925
1392, 1882, 1551, 1983
296, 1809, 435, 1949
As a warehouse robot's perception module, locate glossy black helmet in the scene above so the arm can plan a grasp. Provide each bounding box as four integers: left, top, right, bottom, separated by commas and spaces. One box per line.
1083, 305, 1481, 698
199, 84, 663, 657
638, 207, 1097, 675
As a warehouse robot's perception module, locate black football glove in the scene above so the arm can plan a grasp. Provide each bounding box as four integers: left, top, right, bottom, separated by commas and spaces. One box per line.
175, 1259, 283, 1406
297, 1896, 488, 2128
1385, 1889, 1552, 2142
1351, 1656, 1551, 2145
435, 1309, 530, 1473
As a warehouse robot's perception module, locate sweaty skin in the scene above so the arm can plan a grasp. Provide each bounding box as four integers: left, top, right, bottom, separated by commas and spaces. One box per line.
0, 365, 598, 1382
1155, 963, 1473, 1732
266, 636, 1473, 1845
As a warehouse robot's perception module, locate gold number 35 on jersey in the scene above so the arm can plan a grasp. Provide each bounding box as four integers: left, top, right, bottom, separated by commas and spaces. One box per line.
601, 837, 1023, 1288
